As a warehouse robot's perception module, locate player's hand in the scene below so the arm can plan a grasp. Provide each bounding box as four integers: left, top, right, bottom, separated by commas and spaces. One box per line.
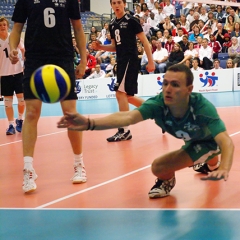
9, 49, 19, 64
91, 40, 101, 50
57, 112, 88, 131
201, 170, 229, 181
75, 62, 86, 79
146, 61, 155, 73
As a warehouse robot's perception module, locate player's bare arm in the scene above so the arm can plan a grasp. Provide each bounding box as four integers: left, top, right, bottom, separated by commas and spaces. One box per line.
92, 39, 116, 52
71, 19, 87, 79
58, 110, 144, 131
201, 131, 234, 181
9, 23, 24, 64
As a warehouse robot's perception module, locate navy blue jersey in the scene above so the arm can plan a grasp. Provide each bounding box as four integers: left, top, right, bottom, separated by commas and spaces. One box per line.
12, 0, 81, 60
109, 14, 142, 61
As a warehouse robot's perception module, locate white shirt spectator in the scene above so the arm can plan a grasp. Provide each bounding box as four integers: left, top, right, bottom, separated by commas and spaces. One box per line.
153, 47, 169, 61
199, 46, 213, 61
191, 66, 204, 71
184, 49, 198, 59
86, 67, 105, 79
163, 4, 176, 17
186, 13, 194, 24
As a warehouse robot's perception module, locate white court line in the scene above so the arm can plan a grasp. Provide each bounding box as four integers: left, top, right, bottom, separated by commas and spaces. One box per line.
36, 165, 150, 209
36, 130, 240, 209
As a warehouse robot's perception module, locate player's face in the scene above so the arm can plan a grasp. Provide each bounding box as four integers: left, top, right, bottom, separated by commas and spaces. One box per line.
111, 0, 126, 18
162, 71, 193, 107
0, 20, 8, 35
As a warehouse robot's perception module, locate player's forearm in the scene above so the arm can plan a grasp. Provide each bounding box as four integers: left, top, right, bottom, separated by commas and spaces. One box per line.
218, 139, 234, 172
74, 25, 87, 65
98, 44, 116, 52
9, 31, 21, 51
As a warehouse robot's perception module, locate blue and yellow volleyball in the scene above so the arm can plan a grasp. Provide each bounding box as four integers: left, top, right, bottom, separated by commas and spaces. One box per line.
30, 64, 71, 103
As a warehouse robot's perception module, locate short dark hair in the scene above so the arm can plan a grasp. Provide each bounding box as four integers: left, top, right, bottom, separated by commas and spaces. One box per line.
110, 0, 126, 3
167, 64, 193, 86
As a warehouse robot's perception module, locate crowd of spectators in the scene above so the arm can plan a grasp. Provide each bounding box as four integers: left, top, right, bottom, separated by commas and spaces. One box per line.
81, 0, 240, 78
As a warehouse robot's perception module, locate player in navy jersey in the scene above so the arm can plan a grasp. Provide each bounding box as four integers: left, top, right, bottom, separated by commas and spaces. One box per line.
92, 0, 155, 142
57, 64, 234, 199
9, 0, 87, 193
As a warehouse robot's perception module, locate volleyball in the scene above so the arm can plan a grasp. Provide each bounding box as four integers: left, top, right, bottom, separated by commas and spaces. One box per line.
30, 64, 71, 103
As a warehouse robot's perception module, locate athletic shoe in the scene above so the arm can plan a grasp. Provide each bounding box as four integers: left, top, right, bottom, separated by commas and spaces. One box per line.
148, 176, 176, 198
22, 169, 38, 193
16, 119, 23, 132
106, 128, 132, 142
6, 124, 16, 135
71, 163, 87, 183
193, 161, 220, 174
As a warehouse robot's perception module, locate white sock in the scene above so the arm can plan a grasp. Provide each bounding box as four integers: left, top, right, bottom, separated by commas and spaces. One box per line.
24, 156, 33, 170
18, 114, 23, 120
74, 153, 84, 166
9, 121, 14, 126
207, 160, 220, 171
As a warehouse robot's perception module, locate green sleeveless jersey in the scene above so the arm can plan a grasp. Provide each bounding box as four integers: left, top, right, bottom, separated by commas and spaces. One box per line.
137, 93, 226, 143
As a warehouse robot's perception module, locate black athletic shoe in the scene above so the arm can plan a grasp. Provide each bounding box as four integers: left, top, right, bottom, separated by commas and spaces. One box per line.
193, 162, 219, 174
148, 177, 176, 198
106, 128, 132, 142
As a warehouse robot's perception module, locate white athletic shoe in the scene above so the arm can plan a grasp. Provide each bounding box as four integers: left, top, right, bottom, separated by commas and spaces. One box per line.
71, 163, 87, 183
22, 169, 38, 193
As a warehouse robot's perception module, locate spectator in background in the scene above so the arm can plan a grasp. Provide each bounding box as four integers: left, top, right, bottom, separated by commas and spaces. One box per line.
208, 34, 222, 59
215, 5, 224, 23
162, 29, 170, 46
226, 58, 234, 68
188, 25, 203, 43
186, 8, 195, 24
87, 42, 97, 57
212, 59, 222, 70
98, 22, 109, 44
150, 36, 157, 53
105, 63, 117, 78
228, 37, 240, 67
226, 8, 239, 25
203, 26, 214, 41
155, 6, 166, 29
224, 15, 235, 33
156, 30, 164, 42
162, 16, 174, 32
172, 22, 188, 37
231, 22, 240, 38
181, 1, 193, 17
104, 33, 111, 45
199, 7, 208, 23
214, 23, 228, 46
190, 12, 200, 31
134, 4, 143, 18
166, 43, 184, 69
165, 35, 175, 54
222, 33, 232, 53
179, 14, 190, 32
140, 17, 151, 40
163, 0, 176, 20
199, 38, 213, 70
178, 34, 189, 52
179, 41, 198, 64
153, 40, 169, 73
105, 57, 116, 75
191, 57, 203, 71
147, 12, 160, 37
84, 49, 97, 78
194, 36, 203, 54
86, 64, 105, 79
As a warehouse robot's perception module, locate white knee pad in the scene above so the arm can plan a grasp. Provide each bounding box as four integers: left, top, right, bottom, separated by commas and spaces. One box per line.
4, 98, 13, 108
17, 97, 25, 107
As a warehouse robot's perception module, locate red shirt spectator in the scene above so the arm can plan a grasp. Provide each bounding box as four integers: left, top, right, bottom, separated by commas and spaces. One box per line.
208, 34, 222, 54
165, 35, 175, 54
84, 49, 97, 78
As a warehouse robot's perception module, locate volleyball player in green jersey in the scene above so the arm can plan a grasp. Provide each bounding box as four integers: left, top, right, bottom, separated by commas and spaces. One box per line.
57, 64, 234, 199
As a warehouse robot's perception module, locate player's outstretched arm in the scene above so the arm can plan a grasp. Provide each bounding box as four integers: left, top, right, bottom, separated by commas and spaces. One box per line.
201, 131, 234, 181
57, 110, 144, 131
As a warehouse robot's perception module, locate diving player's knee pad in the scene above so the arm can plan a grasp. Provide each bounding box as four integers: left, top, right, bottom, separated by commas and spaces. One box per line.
4, 98, 13, 108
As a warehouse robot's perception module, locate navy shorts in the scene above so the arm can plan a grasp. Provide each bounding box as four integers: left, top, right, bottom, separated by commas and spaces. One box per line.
115, 57, 139, 96
23, 59, 77, 100
1, 72, 23, 96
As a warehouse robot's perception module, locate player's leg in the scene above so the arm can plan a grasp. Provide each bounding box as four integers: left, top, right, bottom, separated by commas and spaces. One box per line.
22, 99, 42, 192
1, 76, 15, 135
61, 99, 86, 184
149, 149, 193, 199
127, 95, 145, 107
15, 72, 25, 132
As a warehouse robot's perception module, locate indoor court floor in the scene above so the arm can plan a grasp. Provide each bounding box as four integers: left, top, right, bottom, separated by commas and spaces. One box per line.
1, 92, 240, 239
